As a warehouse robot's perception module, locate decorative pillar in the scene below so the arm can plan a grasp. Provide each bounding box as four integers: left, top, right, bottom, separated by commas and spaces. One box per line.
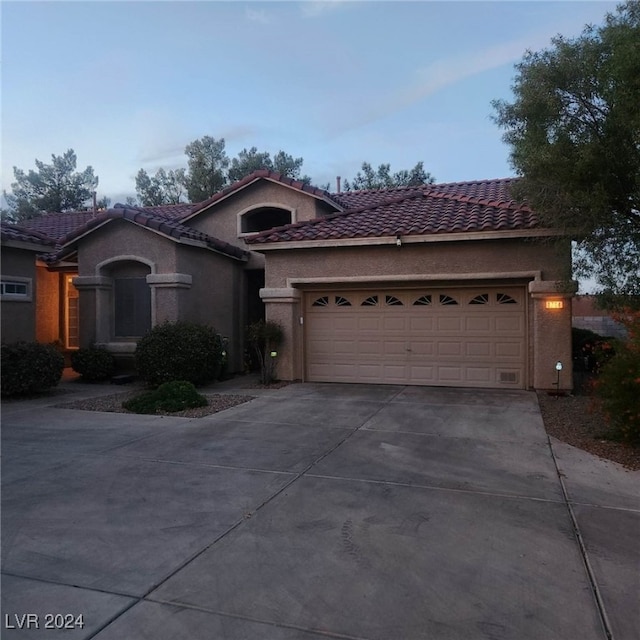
529, 280, 576, 390
146, 273, 192, 325
72, 275, 112, 346
260, 287, 302, 381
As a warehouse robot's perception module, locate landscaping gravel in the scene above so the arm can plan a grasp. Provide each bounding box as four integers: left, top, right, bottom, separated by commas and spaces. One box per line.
537, 391, 640, 471
56, 391, 254, 418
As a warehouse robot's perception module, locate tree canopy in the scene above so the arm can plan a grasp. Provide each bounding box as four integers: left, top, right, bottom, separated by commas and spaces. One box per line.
2, 150, 99, 221
342, 161, 435, 191
135, 138, 312, 206
492, 0, 640, 304
135, 168, 187, 206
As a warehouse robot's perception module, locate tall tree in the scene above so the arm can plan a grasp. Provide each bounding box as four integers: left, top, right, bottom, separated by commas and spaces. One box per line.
492, 0, 640, 304
184, 136, 229, 202
2, 149, 99, 221
227, 147, 311, 184
135, 168, 187, 206
342, 161, 434, 191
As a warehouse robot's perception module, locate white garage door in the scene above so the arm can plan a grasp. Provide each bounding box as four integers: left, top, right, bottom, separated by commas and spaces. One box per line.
305, 287, 526, 388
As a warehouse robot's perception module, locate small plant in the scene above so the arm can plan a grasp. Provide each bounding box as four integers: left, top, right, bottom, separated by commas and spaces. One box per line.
135, 321, 223, 387
246, 319, 284, 385
593, 310, 640, 446
71, 345, 116, 381
1, 341, 64, 397
123, 380, 208, 414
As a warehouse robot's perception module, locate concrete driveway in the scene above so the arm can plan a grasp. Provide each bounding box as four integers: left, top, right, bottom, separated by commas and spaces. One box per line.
2, 380, 638, 639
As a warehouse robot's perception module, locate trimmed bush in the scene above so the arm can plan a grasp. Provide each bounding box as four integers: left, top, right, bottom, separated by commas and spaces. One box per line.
122, 380, 207, 414
135, 321, 223, 387
246, 319, 284, 385
1, 341, 64, 397
71, 346, 116, 381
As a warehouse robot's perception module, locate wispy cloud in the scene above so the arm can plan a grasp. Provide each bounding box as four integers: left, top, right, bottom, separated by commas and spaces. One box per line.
300, 0, 350, 19
245, 7, 272, 24
329, 27, 561, 137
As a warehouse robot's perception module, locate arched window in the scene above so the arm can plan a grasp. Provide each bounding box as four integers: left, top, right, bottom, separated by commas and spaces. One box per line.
241, 207, 292, 234
104, 260, 151, 338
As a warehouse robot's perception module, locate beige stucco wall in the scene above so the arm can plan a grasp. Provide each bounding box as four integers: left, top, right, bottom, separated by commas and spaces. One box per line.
1, 247, 37, 343
72, 219, 246, 372
187, 180, 332, 269
259, 236, 574, 390
36, 267, 61, 344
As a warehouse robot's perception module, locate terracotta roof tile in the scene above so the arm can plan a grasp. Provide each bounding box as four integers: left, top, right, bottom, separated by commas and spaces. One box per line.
247, 178, 538, 244
0, 222, 57, 248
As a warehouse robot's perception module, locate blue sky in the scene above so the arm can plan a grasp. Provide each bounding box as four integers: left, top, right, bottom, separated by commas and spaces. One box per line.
2, 0, 617, 204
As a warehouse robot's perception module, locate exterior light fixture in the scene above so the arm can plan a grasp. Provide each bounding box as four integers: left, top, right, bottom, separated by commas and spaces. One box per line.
545, 300, 564, 309
396, 234, 402, 247
270, 351, 278, 358
554, 361, 563, 397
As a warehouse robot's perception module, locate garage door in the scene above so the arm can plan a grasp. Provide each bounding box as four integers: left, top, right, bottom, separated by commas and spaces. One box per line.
305, 287, 526, 388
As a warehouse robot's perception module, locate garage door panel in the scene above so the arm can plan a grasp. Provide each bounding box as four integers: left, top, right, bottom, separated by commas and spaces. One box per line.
437, 342, 462, 356
495, 342, 523, 358
465, 316, 492, 332
466, 342, 492, 357
466, 367, 493, 383
409, 317, 434, 331
437, 317, 462, 331
305, 287, 526, 388
495, 316, 523, 333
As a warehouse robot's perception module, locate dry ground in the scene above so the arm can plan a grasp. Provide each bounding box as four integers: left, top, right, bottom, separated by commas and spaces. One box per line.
537, 391, 640, 471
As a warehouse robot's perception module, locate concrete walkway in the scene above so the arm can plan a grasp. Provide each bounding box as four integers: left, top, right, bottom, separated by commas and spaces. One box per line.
2, 378, 638, 639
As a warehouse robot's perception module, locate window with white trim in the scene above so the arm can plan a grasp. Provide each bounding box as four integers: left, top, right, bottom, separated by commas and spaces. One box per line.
1, 278, 31, 300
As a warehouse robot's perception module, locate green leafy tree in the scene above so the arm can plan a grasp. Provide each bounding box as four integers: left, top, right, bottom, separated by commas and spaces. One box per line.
135, 167, 187, 206
492, 0, 640, 305
228, 147, 311, 184
2, 149, 99, 221
342, 161, 435, 191
184, 136, 230, 202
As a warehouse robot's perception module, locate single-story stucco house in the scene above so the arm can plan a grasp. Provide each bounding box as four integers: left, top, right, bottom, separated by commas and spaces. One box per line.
1, 169, 575, 390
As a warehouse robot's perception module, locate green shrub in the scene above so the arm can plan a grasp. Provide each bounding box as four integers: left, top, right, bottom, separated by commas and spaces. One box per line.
135, 321, 223, 387
246, 319, 284, 385
572, 327, 617, 373
594, 311, 640, 445
122, 380, 207, 414
1, 341, 64, 397
71, 346, 116, 381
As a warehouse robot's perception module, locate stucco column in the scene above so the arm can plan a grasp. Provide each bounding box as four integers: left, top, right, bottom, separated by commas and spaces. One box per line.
260, 287, 302, 381
72, 275, 112, 346
146, 273, 192, 325
529, 280, 576, 390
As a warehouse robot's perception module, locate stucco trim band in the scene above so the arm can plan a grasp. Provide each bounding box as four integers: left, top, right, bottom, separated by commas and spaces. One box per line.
252, 229, 562, 251
146, 273, 193, 288
73, 275, 112, 289
285, 271, 543, 288
261, 288, 302, 303
528, 280, 578, 296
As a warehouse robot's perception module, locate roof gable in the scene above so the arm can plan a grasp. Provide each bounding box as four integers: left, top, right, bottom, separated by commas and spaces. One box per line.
56, 207, 248, 261
185, 169, 343, 221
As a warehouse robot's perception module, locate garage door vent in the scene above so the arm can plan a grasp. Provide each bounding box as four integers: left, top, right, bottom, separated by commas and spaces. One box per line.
499, 371, 519, 384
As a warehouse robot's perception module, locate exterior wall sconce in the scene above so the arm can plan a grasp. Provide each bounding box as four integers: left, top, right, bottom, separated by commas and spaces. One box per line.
396, 234, 402, 247
545, 300, 564, 309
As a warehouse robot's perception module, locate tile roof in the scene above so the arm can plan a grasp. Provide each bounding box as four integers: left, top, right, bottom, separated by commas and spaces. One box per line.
115, 202, 194, 221
246, 178, 538, 244
188, 169, 342, 218
18, 210, 99, 242
56, 207, 248, 261
0, 222, 58, 248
